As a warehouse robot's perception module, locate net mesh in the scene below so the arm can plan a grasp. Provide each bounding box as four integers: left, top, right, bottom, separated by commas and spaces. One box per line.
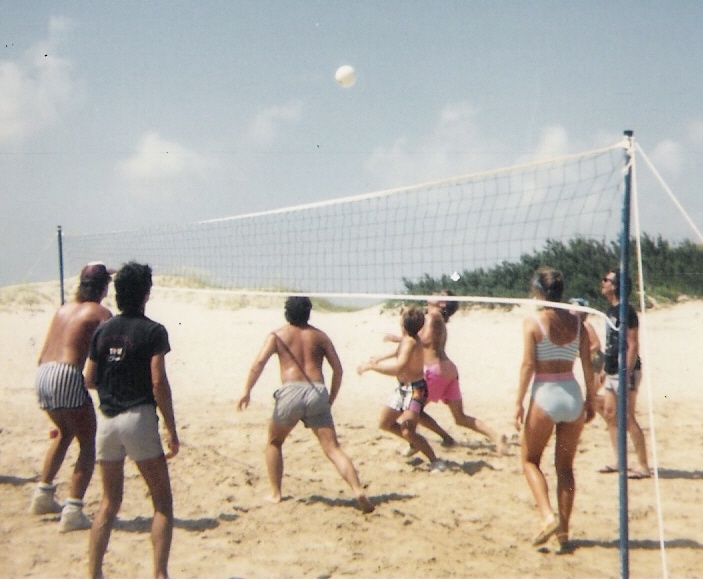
62, 141, 627, 298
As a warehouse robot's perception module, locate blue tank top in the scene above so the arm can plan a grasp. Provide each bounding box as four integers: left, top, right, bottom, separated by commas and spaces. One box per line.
534, 315, 580, 362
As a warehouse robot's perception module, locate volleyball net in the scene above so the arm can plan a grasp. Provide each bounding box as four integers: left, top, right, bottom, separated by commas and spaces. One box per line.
60, 140, 629, 304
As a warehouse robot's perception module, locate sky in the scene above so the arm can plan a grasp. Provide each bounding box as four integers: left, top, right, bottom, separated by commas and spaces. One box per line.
2, 1, 703, 286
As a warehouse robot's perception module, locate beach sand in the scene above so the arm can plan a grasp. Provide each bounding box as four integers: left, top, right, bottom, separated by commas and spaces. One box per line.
1, 283, 701, 578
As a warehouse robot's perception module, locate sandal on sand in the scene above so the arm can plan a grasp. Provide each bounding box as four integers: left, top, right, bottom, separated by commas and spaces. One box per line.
532, 517, 560, 546
627, 468, 651, 479
597, 465, 618, 474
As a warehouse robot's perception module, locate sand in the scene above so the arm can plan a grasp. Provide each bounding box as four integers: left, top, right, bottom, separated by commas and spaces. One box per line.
1, 283, 701, 578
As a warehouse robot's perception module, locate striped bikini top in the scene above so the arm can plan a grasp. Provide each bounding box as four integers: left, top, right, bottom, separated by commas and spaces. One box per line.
534, 315, 580, 362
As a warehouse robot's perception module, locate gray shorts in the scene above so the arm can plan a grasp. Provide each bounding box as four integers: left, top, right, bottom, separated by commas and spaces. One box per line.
272, 381, 334, 429
604, 369, 642, 393
35, 362, 91, 410
97, 404, 163, 462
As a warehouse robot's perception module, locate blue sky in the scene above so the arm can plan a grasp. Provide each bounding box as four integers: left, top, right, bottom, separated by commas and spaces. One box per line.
2, 1, 702, 286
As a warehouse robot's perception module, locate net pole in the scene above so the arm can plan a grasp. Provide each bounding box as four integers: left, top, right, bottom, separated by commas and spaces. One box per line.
57, 225, 65, 305
617, 130, 634, 579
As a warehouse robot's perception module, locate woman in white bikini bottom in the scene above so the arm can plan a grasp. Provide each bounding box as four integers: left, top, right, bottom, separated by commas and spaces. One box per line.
531, 372, 584, 424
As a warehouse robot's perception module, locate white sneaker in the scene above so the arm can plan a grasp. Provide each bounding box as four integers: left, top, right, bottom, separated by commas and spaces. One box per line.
29, 484, 63, 514
429, 459, 447, 473
59, 500, 91, 532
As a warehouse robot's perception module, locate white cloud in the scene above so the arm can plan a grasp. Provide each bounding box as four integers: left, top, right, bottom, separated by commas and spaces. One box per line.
650, 139, 683, 178
248, 101, 303, 146
688, 119, 703, 147
531, 125, 569, 160
0, 16, 81, 143
119, 132, 219, 184
364, 102, 492, 188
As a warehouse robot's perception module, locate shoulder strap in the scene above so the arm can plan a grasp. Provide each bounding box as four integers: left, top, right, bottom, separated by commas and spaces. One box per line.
532, 314, 547, 339
272, 332, 316, 387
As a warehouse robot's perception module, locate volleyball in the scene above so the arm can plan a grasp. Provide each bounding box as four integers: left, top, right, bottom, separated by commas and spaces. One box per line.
335, 65, 356, 88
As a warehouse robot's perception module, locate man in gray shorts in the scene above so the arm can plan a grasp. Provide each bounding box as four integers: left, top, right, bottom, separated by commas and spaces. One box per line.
237, 296, 374, 513
85, 262, 179, 579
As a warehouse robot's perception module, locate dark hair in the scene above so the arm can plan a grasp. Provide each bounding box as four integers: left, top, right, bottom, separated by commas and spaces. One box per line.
402, 306, 425, 337
284, 296, 312, 327
531, 266, 564, 302
439, 289, 459, 321
114, 262, 153, 313
606, 268, 631, 297
74, 280, 108, 303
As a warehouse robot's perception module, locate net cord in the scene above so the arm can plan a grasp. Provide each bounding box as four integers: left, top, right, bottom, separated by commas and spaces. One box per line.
151, 285, 615, 328
199, 141, 628, 225
635, 142, 703, 244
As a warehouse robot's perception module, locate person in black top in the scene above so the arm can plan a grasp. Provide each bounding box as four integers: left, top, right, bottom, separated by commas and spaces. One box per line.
85, 262, 179, 579
598, 269, 650, 479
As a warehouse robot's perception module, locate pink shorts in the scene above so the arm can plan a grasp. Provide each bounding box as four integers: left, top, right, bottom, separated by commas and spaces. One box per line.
425, 362, 462, 403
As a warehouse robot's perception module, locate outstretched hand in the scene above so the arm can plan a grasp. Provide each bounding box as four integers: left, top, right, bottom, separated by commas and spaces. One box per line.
237, 394, 250, 411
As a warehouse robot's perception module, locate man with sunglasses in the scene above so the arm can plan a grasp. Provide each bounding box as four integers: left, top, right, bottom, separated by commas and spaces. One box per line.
598, 269, 650, 479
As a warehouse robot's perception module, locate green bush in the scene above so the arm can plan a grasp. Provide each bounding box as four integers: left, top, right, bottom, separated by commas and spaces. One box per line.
402, 235, 703, 307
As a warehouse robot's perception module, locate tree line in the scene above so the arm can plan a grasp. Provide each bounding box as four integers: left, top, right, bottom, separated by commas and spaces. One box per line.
402, 235, 703, 310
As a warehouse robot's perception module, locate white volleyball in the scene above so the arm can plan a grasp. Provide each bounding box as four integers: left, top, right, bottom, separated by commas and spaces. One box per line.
335, 65, 356, 88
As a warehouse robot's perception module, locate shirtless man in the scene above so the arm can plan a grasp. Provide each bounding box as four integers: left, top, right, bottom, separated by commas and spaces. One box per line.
31, 262, 113, 532
389, 291, 507, 456
237, 296, 373, 513
358, 306, 445, 471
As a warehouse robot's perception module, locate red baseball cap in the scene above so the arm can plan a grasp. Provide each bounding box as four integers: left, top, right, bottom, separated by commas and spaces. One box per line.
80, 262, 116, 285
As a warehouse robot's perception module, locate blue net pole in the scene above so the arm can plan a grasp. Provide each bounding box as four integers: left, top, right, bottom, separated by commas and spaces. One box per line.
617, 130, 634, 579
57, 225, 65, 305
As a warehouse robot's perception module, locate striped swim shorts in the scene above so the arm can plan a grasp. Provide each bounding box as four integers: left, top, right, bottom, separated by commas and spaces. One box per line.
35, 362, 91, 410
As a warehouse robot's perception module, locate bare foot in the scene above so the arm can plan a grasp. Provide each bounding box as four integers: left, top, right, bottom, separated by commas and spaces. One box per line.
264, 494, 283, 504
441, 437, 456, 448
356, 493, 375, 514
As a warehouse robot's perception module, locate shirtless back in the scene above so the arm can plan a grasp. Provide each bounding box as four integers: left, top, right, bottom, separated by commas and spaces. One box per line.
421, 308, 448, 362
30, 262, 113, 531
420, 295, 457, 379
272, 324, 336, 385
39, 301, 112, 368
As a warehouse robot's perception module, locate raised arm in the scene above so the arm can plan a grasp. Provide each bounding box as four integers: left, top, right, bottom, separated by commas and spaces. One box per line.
357, 340, 408, 377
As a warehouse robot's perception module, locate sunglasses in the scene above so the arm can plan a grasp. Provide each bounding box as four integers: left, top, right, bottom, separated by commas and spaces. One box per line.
602, 276, 615, 283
